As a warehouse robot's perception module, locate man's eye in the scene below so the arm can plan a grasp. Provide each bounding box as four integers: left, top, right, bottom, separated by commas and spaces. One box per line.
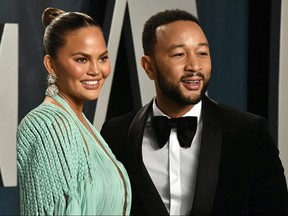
199, 52, 208, 56
173, 53, 184, 57
201, 52, 207, 55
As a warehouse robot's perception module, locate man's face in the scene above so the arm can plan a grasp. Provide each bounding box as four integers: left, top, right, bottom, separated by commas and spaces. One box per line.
151, 20, 211, 106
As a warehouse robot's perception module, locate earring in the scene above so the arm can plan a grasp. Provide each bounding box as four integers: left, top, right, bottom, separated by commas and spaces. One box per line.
45, 74, 58, 97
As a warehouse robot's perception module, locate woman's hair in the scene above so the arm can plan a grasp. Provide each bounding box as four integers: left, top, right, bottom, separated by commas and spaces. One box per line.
42, 7, 101, 58
142, 9, 201, 56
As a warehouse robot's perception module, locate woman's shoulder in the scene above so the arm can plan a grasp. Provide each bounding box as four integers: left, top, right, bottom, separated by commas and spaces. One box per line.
17, 102, 80, 148
17, 102, 85, 169
19, 102, 72, 129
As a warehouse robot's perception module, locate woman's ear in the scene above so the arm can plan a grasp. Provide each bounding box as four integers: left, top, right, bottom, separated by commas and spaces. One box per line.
43, 55, 55, 74
141, 55, 157, 80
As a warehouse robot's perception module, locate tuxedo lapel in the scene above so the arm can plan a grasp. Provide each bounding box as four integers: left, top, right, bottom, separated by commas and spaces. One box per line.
126, 96, 222, 215
127, 100, 169, 215
191, 96, 223, 216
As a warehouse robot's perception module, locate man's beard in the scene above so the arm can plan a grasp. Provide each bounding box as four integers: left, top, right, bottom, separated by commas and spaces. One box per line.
155, 65, 209, 105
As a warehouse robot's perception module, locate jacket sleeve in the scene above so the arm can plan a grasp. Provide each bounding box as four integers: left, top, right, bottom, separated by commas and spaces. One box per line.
250, 117, 288, 215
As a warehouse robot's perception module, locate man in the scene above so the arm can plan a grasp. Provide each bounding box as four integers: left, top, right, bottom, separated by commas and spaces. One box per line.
101, 9, 288, 215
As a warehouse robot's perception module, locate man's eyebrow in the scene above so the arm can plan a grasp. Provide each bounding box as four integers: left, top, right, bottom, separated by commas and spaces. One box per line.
198, 42, 209, 47
167, 42, 209, 52
167, 44, 185, 52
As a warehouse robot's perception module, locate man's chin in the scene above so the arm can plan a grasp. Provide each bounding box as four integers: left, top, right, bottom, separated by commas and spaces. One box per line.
188, 98, 201, 105
175, 94, 202, 106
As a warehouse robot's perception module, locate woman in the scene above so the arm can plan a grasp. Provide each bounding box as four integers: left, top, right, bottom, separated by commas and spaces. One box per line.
17, 7, 131, 215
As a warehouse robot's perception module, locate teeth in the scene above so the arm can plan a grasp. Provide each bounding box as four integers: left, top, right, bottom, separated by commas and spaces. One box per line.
185, 80, 199, 84
82, 80, 98, 85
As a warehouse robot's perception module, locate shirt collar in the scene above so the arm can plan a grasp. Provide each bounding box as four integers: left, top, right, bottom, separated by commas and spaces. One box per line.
152, 97, 202, 119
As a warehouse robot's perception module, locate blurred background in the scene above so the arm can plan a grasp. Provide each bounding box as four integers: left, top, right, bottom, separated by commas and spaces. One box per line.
0, 0, 287, 214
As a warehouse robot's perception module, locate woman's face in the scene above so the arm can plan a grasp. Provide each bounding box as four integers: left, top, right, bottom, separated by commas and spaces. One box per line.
46, 26, 110, 106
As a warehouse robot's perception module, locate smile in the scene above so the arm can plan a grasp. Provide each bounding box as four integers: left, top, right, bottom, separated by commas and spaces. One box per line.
184, 80, 200, 84
81, 80, 99, 85
182, 79, 201, 91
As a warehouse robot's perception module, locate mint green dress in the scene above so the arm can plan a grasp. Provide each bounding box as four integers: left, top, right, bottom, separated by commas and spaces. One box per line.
17, 95, 131, 215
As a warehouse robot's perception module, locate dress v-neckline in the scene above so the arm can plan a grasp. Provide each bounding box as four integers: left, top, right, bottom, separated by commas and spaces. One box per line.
53, 95, 129, 215
53, 95, 97, 144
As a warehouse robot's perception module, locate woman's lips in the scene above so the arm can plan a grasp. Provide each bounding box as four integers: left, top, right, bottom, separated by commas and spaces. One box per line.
81, 80, 99, 89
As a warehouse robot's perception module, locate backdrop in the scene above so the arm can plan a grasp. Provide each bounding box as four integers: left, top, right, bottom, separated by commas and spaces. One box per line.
0, 0, 287, 214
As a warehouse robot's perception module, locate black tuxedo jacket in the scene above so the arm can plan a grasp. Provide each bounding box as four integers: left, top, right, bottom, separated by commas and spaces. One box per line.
101, 96, 288, 215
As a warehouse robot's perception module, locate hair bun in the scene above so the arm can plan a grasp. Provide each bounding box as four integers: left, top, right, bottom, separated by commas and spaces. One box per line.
42, 7, 65, 28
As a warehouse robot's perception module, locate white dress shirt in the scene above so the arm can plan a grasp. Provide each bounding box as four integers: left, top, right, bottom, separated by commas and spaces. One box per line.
142, 99, 202, 215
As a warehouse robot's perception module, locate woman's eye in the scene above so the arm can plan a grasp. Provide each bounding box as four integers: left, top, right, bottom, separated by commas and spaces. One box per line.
76, 58, 87, 63
99, 56, 109, 62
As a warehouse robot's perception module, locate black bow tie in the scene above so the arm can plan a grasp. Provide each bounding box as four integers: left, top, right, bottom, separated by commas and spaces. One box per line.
151, 116, 197, 149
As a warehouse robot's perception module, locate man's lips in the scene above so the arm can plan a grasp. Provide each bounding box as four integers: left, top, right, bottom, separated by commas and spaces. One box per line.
182, 80, 200, 85
181, 78, 202, 90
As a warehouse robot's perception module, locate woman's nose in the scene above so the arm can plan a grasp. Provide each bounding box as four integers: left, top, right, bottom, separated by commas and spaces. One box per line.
88, 61, 99, 75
